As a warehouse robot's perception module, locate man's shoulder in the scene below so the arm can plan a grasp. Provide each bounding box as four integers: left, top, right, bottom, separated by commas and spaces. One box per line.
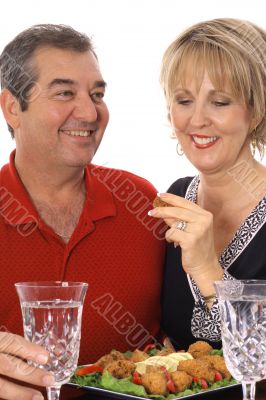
88, 164, 157, 196
0, 161, 10, 181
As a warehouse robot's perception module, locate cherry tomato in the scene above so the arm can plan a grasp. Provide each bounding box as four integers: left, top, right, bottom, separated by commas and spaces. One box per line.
167, 379, 176, 393
201, 378, 208, 389
76, 365, 103, 376
143, 343, 156, 353
214, 371, 223, 382
133, 371, 142, 385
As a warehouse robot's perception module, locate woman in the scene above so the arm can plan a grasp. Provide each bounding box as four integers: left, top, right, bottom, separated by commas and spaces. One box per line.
149, 18, 266, 350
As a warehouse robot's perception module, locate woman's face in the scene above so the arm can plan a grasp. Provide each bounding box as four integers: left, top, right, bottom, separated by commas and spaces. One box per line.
169, 72, 254, 175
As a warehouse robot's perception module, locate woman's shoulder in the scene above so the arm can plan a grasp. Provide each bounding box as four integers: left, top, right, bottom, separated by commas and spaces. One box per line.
167, 176, 195, 197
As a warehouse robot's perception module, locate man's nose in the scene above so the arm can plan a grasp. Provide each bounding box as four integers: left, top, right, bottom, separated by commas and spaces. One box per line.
72, 94, 98, 121
190, 103, 210, 128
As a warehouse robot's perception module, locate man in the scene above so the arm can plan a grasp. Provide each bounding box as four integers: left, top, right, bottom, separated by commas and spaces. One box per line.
0, 25, 165, 399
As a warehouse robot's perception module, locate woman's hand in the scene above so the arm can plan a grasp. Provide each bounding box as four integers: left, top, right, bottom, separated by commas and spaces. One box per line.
0, 331, 54, 400
148, 193, 223, 288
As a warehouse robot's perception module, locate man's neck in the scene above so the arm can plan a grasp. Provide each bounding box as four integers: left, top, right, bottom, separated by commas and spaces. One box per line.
14, 155, 86, 205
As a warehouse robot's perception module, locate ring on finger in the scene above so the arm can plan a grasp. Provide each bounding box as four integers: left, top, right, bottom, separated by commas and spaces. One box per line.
175, 220, 187, 231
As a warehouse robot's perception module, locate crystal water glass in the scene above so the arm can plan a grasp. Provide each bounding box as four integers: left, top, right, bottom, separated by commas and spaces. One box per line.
214, 280, 266, 400
15, 281, 88, 400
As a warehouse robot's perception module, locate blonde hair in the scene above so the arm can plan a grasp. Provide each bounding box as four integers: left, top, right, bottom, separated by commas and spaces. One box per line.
160, 18, 266, 157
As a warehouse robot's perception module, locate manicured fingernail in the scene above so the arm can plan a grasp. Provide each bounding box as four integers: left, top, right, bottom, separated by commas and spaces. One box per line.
32, 394, 44, 400
157, 192, 167, 198
36, 354, 48, 364
148, 209, 157, 216
43, 374, 55, 385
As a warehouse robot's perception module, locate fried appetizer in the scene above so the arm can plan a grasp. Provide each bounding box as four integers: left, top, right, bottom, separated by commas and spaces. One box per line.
153, 196, 169, 208
201, 355, 231, 379
156, 348, 175, 356
141, 371, 168, 396
145, 365, 165, 373
104, 359, 136, 379
130, 349, 150, 363
177, 359, 215, 382
171, 370, 193, 393
188, 341, 213, 359
96, 349, 126, 368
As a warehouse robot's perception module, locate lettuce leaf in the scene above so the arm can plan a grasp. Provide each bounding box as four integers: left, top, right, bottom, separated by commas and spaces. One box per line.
101, 370, 148, 397
71, 371, 103, 388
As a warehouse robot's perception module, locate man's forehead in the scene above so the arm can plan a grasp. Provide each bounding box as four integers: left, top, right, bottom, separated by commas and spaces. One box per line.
32, 47, 103, 85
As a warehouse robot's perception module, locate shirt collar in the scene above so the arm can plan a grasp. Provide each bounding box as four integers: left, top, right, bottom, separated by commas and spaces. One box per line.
0, 150, 116, 226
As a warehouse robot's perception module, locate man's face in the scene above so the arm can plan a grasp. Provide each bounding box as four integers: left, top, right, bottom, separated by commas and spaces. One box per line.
15, 47, 109, 169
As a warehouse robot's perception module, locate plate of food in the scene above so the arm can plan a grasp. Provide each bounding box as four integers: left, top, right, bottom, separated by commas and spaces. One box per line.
69, 341, 240, 399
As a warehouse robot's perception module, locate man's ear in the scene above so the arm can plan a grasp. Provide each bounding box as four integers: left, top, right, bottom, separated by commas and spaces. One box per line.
0, 89, 21, 130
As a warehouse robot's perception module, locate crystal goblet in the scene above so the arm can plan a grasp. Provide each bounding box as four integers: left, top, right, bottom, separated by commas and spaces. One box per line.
214, 280, 266, 400
15, 281, 88, 400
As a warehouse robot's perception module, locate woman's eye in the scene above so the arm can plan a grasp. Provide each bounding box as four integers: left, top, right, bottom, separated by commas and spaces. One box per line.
213, 101, 230, 107
176, 99, 192, 105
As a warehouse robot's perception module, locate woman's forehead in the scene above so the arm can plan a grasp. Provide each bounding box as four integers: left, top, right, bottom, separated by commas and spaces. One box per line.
172, 68, 231, 94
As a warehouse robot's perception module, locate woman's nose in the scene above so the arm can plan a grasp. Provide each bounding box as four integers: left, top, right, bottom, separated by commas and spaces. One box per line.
190, 103, 210, 128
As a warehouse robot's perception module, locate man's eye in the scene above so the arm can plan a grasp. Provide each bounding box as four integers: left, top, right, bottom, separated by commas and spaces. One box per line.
91, 92, 105, 102
57, 91, 74, 98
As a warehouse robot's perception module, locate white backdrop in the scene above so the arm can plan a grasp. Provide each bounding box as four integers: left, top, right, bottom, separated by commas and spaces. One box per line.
0, 0, 265, 191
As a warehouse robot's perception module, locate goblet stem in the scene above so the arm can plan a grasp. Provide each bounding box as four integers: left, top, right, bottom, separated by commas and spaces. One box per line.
46, 386, 61, 400
242, 382, 256, 400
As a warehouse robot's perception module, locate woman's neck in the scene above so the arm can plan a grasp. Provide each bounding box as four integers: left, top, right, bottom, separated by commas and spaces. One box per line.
197, 158, 266, 213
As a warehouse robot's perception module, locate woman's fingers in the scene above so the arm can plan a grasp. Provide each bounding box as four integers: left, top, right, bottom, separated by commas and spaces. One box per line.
0, 376, 44, 400
149, 194, 206, 223
156, 193, 202, 212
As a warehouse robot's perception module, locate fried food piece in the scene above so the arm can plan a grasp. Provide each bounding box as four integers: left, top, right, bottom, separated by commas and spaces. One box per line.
104, 359, 136, 379
177, 359, 215, 382
171, 370, 193, 393
96, 349, 126, 368
201, 355, 231, 379
188, 341, 213, 359
145, 365, 165, 373
156, 348, 175, 356
141, 371, 167, 396
130, 349, 150, 363
153, 196, 169, 208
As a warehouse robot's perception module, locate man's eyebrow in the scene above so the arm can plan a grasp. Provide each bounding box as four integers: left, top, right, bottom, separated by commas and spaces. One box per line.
47, 79, 107, 89
93, 80, 107, 89
48, 78, 76, 88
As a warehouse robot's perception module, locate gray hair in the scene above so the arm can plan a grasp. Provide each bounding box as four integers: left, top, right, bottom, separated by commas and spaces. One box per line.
0, 24, 95, 137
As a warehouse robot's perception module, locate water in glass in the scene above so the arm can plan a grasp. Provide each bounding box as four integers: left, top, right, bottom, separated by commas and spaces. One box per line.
15, 281, 88, 400
215, 280, 266, 400
22, 299, 83, 384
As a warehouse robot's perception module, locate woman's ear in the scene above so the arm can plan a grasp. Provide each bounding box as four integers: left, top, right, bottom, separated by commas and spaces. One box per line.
0, 89, 21, 131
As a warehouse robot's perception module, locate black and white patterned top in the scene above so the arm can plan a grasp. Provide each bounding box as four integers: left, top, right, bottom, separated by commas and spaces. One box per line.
161, 176, 266, 350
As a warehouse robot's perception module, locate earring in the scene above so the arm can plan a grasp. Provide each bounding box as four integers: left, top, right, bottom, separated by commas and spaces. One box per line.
176, 142, 184, 156
250, 132, 257, 157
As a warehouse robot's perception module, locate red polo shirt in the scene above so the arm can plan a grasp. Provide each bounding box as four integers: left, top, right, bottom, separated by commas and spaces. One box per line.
0, 152, 165, 364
